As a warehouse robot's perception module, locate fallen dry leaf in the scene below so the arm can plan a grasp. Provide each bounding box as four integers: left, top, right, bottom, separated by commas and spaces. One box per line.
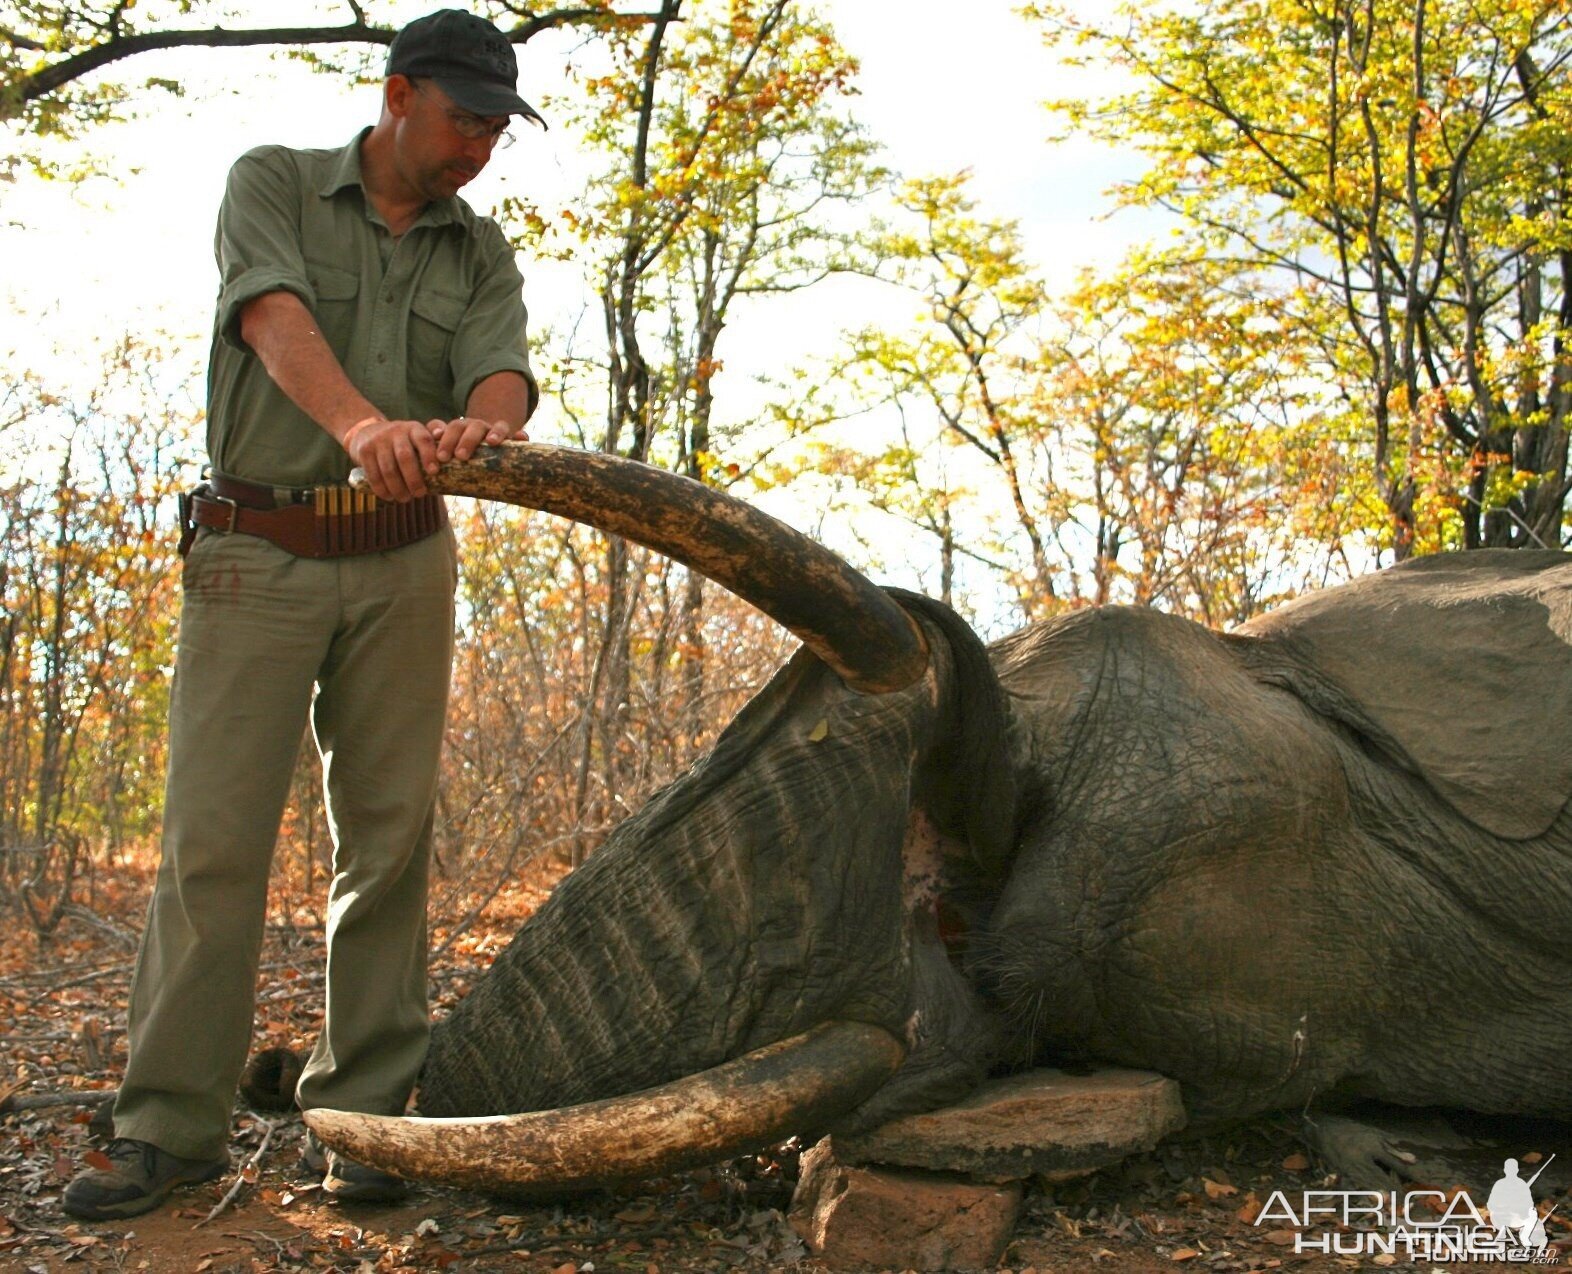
1263, 1229, 1299, 1246
1171, 1248, 1201, 1261
1203, 1177, 1238, 1199
1281, 1152, 1309, 1171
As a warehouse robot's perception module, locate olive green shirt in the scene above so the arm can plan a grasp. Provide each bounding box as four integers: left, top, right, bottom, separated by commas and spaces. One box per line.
207, 129, 538, 488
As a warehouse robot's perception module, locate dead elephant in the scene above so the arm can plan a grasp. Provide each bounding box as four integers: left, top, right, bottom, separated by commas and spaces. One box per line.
297, 444, 1571, 1193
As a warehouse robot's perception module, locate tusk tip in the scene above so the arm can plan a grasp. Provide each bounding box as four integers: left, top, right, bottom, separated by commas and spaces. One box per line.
301, 1106, 380, 1155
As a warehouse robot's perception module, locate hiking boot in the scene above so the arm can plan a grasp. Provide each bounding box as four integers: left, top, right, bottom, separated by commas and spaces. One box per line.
301, 1130, 408, 1204
62, 1137, 228, 1220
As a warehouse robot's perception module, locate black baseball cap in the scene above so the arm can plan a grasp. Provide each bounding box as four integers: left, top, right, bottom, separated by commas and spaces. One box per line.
387, 9, 547, 128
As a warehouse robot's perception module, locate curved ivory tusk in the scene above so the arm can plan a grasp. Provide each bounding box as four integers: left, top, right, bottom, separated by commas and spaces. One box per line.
379, 442, 929, 693
303, 1020, 905, 1194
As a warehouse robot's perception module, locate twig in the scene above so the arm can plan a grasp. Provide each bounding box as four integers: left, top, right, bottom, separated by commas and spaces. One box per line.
254, 977, 325, 1006
0, 954, 129, 986
195, 1118, 277, 1228
5, 1028, 124, 1043
19, 963, 133, 1004
0, 1087, 115, 1115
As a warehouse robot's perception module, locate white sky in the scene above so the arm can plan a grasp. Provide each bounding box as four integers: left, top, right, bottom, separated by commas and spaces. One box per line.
1, 0, 1155, 375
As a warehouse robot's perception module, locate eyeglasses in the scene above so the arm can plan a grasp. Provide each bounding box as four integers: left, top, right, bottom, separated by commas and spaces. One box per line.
413, 81, 515, 150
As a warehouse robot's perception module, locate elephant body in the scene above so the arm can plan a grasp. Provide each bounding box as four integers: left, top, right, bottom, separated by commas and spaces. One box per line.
982, 552, 1572, 1122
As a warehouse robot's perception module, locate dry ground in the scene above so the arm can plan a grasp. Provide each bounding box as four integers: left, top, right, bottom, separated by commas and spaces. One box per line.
3, 852, 1569, 1273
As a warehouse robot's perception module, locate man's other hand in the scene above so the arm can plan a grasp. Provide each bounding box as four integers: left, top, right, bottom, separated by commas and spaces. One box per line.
430, 415, 529, 464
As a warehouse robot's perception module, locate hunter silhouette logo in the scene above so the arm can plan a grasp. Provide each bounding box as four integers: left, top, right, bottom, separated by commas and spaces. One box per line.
1489, 1157, 1557, 1254
1254, 1151, 1560, 1263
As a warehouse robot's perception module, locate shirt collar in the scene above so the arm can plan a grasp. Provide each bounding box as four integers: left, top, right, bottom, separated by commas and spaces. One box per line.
317, 128, 460, 229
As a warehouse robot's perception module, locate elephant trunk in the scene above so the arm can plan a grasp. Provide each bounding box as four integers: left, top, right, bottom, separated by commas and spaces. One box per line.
416, 647, 930, 1118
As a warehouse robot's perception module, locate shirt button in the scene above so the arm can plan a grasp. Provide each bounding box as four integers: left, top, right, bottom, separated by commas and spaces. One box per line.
383, 291, 393, 302
377, 353, 388, 364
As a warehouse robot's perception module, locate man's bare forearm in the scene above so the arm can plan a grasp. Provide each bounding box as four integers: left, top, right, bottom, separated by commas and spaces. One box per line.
238, 291, 382, 445
465, 370, 533, 434
238, 290, 438, 500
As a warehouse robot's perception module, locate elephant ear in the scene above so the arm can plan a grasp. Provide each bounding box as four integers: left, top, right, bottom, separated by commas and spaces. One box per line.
1232, 550, 1572, 840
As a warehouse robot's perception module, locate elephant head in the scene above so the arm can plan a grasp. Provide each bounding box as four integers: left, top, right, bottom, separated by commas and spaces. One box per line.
306, 457, 1572, 1191
305, 442, 1019, 1192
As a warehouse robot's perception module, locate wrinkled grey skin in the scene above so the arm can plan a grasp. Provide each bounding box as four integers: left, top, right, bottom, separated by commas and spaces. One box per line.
418, 552, 1572, 1137
984, 591, 1571, 1123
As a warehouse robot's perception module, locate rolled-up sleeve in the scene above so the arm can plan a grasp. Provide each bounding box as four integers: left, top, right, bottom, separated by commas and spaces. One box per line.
214, 147, 315, 350
450, 222, 538, 417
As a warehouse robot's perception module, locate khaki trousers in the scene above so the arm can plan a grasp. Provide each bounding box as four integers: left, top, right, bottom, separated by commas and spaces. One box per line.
113, 524, 457, 1160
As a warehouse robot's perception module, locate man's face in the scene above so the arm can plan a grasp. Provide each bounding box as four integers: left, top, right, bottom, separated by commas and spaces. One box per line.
390, 76, 509, 201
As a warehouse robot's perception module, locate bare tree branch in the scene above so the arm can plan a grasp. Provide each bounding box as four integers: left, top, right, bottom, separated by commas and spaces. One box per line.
9, 7, 663, 110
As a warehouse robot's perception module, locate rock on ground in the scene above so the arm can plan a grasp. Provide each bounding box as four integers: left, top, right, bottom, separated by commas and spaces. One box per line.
835, 1066, 1186, 1182
789, 1137, 1023, 1272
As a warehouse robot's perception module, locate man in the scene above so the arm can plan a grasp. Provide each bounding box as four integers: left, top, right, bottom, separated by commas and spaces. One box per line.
63, 9, 541, 1220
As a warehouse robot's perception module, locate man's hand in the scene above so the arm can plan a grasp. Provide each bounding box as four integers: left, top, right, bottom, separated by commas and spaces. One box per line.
430, 415, 529, 464
343, 417, 441, 501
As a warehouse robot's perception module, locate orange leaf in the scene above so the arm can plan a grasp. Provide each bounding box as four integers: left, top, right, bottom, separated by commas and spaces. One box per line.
84, 1150, 113, 1172
1203, 1177, 1238, 1199
1281, 1152, 1309, 1171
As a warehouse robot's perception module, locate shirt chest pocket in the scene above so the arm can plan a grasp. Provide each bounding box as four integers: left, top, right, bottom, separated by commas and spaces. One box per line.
408, 289, 467, 405
304, 260, 361, 358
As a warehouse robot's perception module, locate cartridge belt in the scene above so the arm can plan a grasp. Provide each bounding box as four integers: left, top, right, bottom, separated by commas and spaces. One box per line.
178, 472, 445, 559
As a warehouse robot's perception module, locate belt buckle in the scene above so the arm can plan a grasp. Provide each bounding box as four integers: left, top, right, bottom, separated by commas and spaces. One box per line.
211, 494, 240, 534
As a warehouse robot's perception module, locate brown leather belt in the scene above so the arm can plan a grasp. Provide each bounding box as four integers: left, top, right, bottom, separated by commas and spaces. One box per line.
179, 472, 446, 559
